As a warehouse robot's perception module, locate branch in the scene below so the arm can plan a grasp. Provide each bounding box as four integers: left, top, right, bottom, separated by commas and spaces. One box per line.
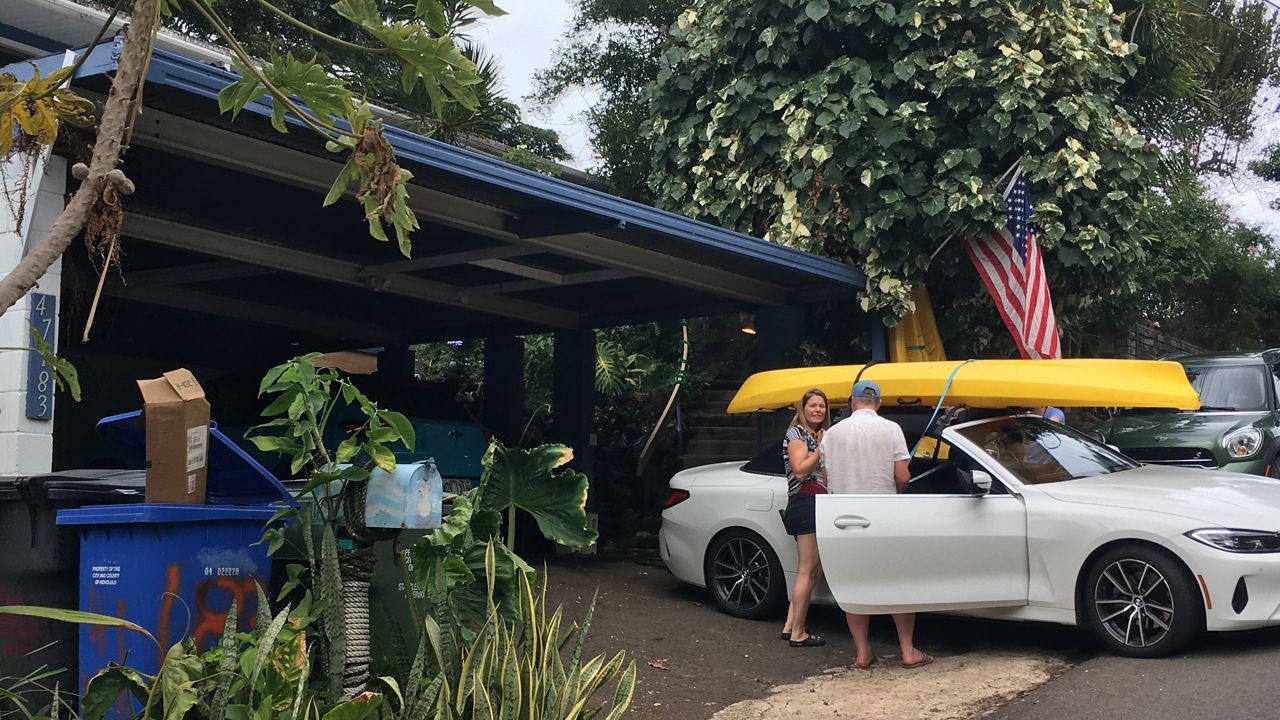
190, 0, 356, 141
0, 0, 162, 317
250, 0, 392, 55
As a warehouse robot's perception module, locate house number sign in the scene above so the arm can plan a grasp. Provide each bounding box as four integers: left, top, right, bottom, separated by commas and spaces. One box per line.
26, 293, 56, 421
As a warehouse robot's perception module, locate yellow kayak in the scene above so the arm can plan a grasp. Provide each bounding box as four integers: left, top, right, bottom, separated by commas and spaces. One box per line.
726, 359, 1200, 414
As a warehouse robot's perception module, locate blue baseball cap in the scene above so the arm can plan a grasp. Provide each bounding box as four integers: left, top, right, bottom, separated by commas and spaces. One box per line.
851, 380, 881, 401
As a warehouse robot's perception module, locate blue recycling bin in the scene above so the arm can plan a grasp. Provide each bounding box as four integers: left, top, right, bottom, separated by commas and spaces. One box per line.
57, 411, 293, 714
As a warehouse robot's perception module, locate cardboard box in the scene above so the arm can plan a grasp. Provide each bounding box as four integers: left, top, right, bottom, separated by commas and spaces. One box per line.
137, 369, 210, 504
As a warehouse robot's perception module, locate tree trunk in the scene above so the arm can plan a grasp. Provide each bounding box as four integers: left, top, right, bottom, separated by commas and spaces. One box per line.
0, 0, 160, 316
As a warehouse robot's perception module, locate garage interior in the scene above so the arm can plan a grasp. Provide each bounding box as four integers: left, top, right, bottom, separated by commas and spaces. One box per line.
10, 41, 864, 479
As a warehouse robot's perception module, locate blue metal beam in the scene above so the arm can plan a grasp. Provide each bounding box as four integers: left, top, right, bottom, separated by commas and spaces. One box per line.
119, 45, 863, 290
0, 36, 120, 81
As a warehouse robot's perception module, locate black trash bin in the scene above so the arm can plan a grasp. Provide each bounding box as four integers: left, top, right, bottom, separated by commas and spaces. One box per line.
0, 470, 144, 691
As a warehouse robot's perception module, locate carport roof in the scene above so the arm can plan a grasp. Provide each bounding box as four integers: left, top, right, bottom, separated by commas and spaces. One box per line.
11, 40, 862, 354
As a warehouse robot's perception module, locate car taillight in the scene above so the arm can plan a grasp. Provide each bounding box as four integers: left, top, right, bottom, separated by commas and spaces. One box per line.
662, 489, 690, 509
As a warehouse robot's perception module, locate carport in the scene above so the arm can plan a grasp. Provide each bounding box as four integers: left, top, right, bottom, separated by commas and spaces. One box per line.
6, 39, 864, 477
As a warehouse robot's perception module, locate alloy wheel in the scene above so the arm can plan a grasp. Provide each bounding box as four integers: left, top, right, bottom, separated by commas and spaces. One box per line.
711, 536, 772, 612
1093, 558, 1176, 649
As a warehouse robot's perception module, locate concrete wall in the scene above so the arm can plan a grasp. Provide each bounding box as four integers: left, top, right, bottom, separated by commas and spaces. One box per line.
0, 153, 66, 475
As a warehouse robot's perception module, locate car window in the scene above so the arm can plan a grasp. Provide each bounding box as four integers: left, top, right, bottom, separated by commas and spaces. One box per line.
1272, 363, 1280, 409
1184, 364, 1269, 411
954, 417, 1136, 485
742, 446, 784, 476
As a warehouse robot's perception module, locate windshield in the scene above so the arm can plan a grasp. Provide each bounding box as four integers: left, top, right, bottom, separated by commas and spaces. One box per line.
1183, 364, 1270, 412
953, 416, 1138, 485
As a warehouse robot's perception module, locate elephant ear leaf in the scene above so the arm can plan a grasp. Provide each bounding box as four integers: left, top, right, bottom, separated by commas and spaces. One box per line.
481, 443, 597, 548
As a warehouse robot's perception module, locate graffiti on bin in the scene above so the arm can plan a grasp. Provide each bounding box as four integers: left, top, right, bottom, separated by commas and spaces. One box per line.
157, 563, 260, 657
83, 561, 262, 678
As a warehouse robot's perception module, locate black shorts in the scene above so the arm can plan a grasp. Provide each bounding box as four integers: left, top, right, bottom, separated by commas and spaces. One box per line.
784, 493, 818, 536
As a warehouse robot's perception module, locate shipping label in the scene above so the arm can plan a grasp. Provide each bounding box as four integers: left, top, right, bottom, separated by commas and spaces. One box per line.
186, 426, 208, 472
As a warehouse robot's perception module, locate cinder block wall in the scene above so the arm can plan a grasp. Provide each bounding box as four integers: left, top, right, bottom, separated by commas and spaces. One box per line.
1114, 323, 1205, 360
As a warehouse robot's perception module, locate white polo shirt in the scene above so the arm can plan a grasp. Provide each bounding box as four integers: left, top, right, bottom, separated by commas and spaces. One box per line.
820, 408, 910, 494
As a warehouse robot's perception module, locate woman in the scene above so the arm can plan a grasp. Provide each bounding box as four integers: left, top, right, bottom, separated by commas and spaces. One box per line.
780, 388, 830, 648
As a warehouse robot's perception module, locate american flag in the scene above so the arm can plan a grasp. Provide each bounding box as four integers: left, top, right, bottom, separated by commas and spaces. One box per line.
963, 171, 1062, 359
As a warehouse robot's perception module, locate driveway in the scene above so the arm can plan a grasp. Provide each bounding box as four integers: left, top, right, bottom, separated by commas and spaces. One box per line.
544, 557, 1084, 719
986, 627, 1280, 720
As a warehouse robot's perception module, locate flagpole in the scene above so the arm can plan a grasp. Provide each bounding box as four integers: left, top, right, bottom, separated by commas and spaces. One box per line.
927, 154, 1027, 260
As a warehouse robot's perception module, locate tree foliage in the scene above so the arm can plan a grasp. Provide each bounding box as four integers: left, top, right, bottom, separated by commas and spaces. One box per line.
1117, 0, 1280, 176
1125, 181, 1280, 348
170, 0, 568, 157
532, 0, 686, 198
647, 0, 1157, 324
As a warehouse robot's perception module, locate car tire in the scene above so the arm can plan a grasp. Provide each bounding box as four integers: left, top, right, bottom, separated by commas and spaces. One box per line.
703, 528, 786, 620
1083, 544, 1204, 658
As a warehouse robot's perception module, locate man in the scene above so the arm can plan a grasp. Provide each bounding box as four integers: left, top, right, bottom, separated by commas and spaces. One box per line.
820, 380, 933, 670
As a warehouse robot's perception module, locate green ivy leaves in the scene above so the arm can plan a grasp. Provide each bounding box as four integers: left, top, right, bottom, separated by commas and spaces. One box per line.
647, 0, 1156, 324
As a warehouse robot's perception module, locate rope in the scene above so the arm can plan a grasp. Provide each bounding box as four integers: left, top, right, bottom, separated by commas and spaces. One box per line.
909, 359, 976, 457
338, 545, 376, 698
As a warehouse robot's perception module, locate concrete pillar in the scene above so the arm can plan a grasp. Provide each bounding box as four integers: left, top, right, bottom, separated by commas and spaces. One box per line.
870, 311, 888, 362
551, 330, 594, 478
482, 335, 524, 445
0, 153, 68, 475
753, 306, 805, 452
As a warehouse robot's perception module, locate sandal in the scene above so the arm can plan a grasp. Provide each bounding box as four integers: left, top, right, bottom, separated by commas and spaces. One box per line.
780, 632, 791, 641
854, 656, 878, 671
789, 634, 826, 648
901, 652, 934, 669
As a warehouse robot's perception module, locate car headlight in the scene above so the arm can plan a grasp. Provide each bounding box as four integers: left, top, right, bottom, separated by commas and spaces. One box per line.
1186, 528, 1280, 553
1222, 427, 1263, 459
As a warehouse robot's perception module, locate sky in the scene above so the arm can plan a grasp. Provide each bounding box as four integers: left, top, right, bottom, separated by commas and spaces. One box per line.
469, 2, 1280, 240
469, 0, 599, 168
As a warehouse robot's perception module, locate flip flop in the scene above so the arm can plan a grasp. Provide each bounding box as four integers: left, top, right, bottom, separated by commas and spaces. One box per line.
901, 653, 934, 669
789, 634, 825, 648
854, 656, 878, 671
780, 632, 791, 641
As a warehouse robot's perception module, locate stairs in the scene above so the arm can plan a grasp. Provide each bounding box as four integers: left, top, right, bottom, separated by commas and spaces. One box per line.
680, 380, 759, 469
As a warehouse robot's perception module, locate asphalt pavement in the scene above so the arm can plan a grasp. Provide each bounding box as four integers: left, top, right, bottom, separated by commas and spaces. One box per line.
987, 626, 1280, 720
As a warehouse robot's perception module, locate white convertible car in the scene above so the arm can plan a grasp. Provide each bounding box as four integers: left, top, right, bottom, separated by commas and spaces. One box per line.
661, 410, 1280, 658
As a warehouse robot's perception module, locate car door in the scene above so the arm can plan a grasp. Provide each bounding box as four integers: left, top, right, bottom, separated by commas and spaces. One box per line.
815, 447, 1028, 615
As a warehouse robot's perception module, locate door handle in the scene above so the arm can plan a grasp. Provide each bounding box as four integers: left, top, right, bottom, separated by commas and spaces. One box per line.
833, 515, 870, 529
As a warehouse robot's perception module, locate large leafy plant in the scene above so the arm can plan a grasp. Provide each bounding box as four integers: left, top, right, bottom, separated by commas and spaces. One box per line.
1, 600, 391, 720
646, 0, 1157, 325
410, 442, 598, 626
411, 544, 635, 720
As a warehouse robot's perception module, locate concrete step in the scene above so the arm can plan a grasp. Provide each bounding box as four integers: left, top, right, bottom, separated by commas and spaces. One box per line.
684, 439, 757, 456
679, 453, 745, 470
684, 413, 755, 428
682, 425, 754, 442
686, 394, 737, 412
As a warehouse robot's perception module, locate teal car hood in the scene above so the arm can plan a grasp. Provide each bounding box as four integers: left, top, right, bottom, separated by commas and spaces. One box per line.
1099, 411, 1268, 449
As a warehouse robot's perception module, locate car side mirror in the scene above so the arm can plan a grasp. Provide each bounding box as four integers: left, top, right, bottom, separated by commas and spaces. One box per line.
971, 470, 993, 494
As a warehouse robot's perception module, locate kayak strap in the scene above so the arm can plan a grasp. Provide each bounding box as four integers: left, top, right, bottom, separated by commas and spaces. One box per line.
910, 359, 976, 458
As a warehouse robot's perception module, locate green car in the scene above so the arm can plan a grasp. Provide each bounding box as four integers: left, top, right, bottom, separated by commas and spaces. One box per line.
1098, 349, 1280, 478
